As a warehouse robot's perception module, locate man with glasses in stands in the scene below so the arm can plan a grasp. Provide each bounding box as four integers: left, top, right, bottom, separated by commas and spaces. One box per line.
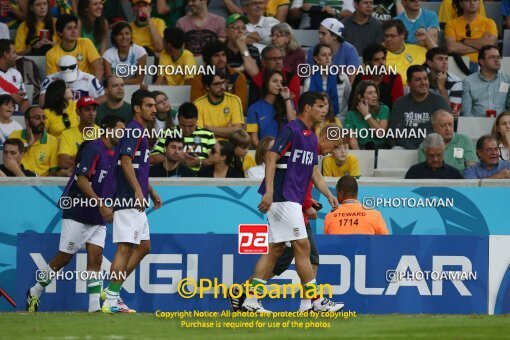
464, 134, 510, 178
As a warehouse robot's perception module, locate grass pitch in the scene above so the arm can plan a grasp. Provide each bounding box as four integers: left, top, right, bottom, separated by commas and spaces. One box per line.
1, 313, 510, 339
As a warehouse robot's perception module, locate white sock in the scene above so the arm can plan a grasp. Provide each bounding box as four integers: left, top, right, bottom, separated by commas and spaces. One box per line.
31, 265, 56, 298
88, 293, 100, 312
300, 299, 312, 311
105, 288, 119, 306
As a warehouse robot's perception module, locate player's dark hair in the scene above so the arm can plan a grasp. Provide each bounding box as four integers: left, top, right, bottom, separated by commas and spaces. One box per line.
298, 91, 323, 114
56, 14, 79, 33
382, 19, 407, 40
164, 27, 185, 49
111, 21, 132, 47
0, 39, 13, 57
3, 138, 25, 153
131, 89, 154, 112
202, 40, 228, 66
261, 69, 285, 129
0, 94, 15, 107
406, 64, 427, 83
362, 43, 387, 64
203, 69, 227, 88
336, 175, 358, 198
476, 134, 498, 150
478, 45, 499, 64
177, 102, 198, 119
100, 115, 125, 129
426, 47, 448, 61
43, 79, 68, 116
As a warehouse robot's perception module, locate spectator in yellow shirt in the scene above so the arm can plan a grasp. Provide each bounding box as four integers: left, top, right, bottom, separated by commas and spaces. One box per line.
155, 27, 196, 86
439, 0, 486, 25
58, 96, 100, 177
322, 138, 361, 178
194, 70, 244, 140
324, 175, 388, 235
43, 79, 78, 138
445, 0, 497, 68
129, 0, 165, 55
264, 0, 289, 22
46, 14, 104, 80
77, 0, 109, 55
15, 0, 58, 56
8, 107, 59, 176
383, 19, 428, 83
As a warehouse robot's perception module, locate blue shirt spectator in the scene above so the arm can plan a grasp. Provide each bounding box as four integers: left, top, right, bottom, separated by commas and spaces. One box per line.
463, 135, 510, 179
395, 7, 440, 45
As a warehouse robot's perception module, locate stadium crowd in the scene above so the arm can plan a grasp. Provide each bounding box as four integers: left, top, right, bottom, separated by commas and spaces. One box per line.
1, 0, 510, 180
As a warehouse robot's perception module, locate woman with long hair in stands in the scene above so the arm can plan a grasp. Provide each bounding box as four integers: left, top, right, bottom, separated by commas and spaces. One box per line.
15, 0, 57, 55
318, 92, 359, 150
346, 80, 390, 150
197, 140, 244, 178
246, 136, 275, 179
246, 69, 296, 147
77, 0, 108, 54
146, 91, 176, 148
270, 23, 305, 75
491, 111, 510, 161
229, 129, 256, 176
303, 43, 351, 119
43, 79, 78, 137
103, 21, 147, 85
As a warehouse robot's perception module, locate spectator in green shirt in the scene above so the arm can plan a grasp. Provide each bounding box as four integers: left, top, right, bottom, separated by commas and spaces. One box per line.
345, 79, 390, 149
418, 109, 478, 171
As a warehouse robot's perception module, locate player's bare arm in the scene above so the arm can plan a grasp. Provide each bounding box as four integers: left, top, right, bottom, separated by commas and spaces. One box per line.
258, 151, 280, 213
148, 183, 162, 210
120, 154, 145, 212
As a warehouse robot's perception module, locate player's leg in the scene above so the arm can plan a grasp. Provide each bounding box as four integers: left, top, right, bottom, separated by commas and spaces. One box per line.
124, 239, 151, 278
241, 242, 286, 312
103, 209, 141, 313
26, 219, 81, 312
85, 224, 107, 312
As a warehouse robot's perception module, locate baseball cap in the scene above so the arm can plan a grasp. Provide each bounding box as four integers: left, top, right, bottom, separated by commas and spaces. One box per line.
320, 18, 345, 41
58, 55, 79, 83
226, 14, 248, 27
132, 0, 151, 4
77, 96, 98, 109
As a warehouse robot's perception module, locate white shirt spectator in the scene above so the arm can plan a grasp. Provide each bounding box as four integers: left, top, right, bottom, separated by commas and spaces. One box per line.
0, 22, 9, 39
246, 164, 265, 178
41, 70, 105, 101
247, 16, 279, 52
0, 68, 28, 111
102, 44, 147, 79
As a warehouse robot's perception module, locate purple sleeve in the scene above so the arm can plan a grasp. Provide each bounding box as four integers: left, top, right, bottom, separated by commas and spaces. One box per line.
76, 144, 98, 179
119, 135, 141, 158
271, 126, 293, 155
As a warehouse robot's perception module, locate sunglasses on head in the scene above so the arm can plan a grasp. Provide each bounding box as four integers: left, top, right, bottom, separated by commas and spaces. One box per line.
59, 64, 77, 71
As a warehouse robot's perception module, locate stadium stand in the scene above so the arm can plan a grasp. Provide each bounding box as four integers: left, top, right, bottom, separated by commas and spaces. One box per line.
374, 149, 419, 178
350, 149, 375, 177
25, 84, 33, 106
457, 117, 496, 143
293, 30, 320, 48
503, 30, 510, 57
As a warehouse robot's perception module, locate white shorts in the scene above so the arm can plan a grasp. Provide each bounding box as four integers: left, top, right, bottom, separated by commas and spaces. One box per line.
267, 201, 307, 244
59, 219, 106, 254
113, 208, 150, 245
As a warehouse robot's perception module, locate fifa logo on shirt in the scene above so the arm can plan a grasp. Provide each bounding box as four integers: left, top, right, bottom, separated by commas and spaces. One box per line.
291, 149, 313, 165
98, 170, 108, 183
144, 150, 150, 163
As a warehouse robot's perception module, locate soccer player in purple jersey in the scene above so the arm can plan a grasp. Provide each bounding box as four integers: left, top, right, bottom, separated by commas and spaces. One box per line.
241, 92, 343, 313
102, 89, 162, 314
26, 114, 125, 313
